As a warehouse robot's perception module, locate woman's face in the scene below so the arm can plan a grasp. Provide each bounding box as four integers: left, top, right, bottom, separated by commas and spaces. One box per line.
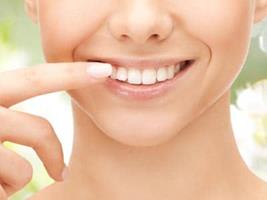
26, 0, 264, 146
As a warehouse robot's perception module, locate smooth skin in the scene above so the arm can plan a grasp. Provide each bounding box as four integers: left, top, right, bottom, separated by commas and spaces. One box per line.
0, 0, 267, 199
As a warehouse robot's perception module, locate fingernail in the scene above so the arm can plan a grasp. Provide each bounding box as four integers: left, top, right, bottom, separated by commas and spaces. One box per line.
62, 166, 69, 181
86, 62, 112, 79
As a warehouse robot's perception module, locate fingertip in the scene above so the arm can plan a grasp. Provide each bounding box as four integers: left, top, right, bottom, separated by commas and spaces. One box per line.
45, 157, 66, 182
53, 163, 67, 182
61, 165, 69, 181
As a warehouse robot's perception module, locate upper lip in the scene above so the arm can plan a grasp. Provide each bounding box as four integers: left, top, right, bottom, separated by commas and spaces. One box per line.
86, 57, 196, 69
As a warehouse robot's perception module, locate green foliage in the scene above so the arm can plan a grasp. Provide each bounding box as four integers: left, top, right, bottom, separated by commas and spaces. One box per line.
0, 21, 12, 44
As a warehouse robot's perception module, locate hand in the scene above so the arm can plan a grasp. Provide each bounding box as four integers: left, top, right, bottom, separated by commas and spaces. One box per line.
0, 61, 112, 199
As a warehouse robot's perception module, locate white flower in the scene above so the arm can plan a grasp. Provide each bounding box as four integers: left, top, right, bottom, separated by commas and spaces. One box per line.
231, 79, 267, 181
236, 80, 267, 115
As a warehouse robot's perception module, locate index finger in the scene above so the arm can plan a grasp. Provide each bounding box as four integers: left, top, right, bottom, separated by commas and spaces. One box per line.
0, 62, 112, 107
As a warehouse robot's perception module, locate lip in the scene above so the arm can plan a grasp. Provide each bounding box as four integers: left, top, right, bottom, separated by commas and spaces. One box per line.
103, 59, 195, 101
87, 57, 195, 69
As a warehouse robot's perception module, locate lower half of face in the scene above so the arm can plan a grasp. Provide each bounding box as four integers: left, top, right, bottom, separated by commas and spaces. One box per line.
39, 0, 254, 146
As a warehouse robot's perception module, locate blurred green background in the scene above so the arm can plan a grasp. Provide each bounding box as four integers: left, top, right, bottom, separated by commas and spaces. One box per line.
0, 0, 267, 199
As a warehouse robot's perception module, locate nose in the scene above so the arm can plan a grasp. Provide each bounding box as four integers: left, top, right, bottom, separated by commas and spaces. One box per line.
107, 1, 174, 45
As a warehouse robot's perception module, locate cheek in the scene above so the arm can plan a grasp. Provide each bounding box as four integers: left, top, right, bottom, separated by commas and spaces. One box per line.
38, 0, 112, 62
187, 1, 252, 41
184, 0, 254, 107
177, 0, 253, 57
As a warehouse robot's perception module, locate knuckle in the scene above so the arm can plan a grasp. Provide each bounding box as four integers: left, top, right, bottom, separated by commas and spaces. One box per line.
35, 118, 56, 146
64, 64, 76, 76
63, 65, 78, 85
23, 68, 41, 87
14, 160, 33, 188
39, 119, 54, 133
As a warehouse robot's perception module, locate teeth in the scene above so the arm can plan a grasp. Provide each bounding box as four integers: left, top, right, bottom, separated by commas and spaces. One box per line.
128, 68, 142, 84
116, 67, 127, 81
111, 63, 184, 85
156, 67, 168, 82
175, 63, 181, 74
111, 67, 117, 79
167, 65, 175, 79
142, 69, 157, 85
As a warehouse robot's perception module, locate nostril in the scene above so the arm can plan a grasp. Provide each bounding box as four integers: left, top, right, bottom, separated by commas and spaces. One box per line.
120, 34, 129, 41
122, 33, 161, 42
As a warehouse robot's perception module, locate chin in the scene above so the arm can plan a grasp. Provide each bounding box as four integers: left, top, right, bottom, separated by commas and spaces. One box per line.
92, 111, 184, 147
68, 86, 196, 147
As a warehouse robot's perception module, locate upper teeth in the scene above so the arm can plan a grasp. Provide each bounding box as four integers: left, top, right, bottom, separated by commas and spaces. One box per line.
110, 63, 181, 85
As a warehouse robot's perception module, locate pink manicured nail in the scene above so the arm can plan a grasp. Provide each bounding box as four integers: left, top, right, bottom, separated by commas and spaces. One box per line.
86, 62, 112, 79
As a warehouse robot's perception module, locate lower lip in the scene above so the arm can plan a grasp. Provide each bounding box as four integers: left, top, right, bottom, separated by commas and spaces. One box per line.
103, 62, 194, 101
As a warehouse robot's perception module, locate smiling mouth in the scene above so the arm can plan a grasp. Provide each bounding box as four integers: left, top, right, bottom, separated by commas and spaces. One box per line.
87, 59, 195, 86
85, 57, 197, 101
